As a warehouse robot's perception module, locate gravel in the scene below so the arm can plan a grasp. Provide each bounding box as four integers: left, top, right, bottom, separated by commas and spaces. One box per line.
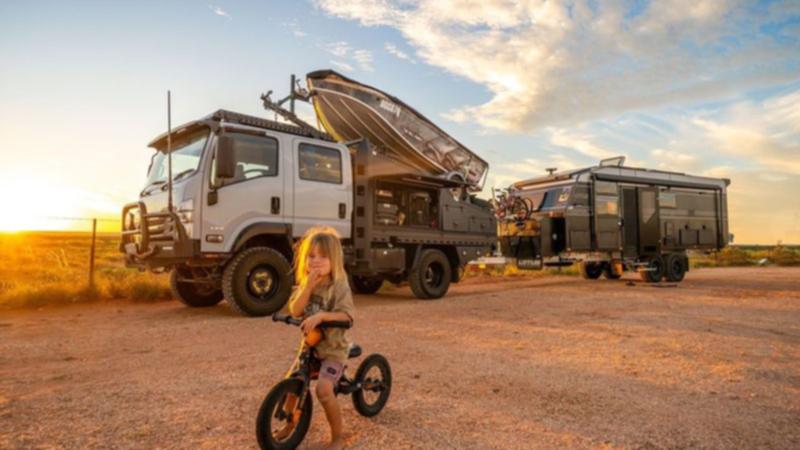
1, 267, 799, 449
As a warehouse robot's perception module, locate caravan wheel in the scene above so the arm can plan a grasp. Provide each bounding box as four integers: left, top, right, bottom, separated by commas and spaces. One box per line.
665, 253, 687, 282
639, 255, 666, 283
579, 262, 603, 280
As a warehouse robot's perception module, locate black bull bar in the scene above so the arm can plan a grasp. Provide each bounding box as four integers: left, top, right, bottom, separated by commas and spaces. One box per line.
119, 201, 191, 267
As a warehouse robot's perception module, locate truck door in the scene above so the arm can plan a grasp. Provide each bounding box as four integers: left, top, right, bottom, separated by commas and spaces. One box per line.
201, 132, 285, 252
292, 139, 352, 239
637, 187, 660, 255
592, 180, 620, 250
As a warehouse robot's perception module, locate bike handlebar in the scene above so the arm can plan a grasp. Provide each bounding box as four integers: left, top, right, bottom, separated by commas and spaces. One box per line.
272, 313, 352, 329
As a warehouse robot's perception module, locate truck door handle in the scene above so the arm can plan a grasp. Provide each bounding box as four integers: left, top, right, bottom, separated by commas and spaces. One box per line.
339, 203, 346, 219
271, 197, 280, 214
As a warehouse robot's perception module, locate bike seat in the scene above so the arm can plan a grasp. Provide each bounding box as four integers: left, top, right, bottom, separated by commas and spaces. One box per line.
348, 343, 362, 359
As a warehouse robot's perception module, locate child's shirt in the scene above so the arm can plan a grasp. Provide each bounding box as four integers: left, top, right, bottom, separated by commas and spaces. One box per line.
303, 277, 355, 363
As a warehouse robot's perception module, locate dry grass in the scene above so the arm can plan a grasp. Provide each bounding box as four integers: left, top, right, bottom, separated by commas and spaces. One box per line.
691, 245, 800, 268
2, 231, 795, 309
0, 232, 170, 309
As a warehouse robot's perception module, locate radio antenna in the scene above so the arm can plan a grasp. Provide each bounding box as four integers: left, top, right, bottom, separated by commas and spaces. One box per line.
167, 90, 173, 212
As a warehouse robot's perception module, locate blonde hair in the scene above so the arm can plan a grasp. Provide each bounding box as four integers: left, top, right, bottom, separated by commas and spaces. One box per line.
293, 226, 347, 291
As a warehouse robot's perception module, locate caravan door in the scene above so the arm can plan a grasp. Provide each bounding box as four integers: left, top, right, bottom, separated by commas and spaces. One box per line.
621, 187, 639, 257
592, 180, 621, 251
637, 187, 660, 255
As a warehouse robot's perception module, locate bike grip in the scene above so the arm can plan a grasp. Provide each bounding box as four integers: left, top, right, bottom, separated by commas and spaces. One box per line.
319, 320, 352, 329
272, 313, 293, 324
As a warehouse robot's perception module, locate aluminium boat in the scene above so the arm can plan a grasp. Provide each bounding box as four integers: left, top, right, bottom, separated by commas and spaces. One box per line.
306, 70, 489, 189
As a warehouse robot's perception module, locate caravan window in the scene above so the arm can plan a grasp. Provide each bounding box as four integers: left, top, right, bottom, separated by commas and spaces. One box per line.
540, 186, 572, 210
659, 192, 677, 208
595, 181, 617, 195
523, 190, 546, 211
595, 196, 619, 215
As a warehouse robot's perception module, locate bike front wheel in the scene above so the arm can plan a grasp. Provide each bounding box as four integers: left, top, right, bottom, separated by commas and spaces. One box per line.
256, 378, 312, 450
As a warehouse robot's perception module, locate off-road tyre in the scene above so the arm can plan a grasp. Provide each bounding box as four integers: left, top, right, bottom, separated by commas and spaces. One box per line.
256, 378, 312, 450
222, 247, 292, 317
639, 255, 666, 283
409, 249, 451, 300
169, 267, 223, 307
579, 261, 603, 280
665, 253, 687, 282
352, 354, 392, 417
350, 275, 383, 295
602, 262, 623, 280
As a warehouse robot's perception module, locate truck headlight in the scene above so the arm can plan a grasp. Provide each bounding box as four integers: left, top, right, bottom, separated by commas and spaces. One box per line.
177, 200, 194, 224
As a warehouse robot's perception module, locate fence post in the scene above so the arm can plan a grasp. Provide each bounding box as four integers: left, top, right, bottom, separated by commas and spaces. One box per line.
89, 218, 97, 289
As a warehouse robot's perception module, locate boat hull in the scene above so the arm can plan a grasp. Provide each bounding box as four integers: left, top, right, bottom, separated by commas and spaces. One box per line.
306, 70, 489, 188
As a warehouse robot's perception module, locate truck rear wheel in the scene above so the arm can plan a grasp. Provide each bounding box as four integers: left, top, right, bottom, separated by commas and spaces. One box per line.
169, 267, 224, 307
350, 275, 384, 295
409, 249, 451, 300
665, 253, 687, 282
222, 247, 292, 317
639, 255, 666, 283
579, 262, 603, 280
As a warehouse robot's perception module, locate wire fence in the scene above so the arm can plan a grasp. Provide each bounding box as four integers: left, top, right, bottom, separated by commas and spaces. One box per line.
0, 216, 173, 308
0, 216, 122, 289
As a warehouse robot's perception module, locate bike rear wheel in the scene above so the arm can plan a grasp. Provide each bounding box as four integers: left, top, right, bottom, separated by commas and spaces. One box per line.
256, 378, 312, 450
352, 354, 392, 417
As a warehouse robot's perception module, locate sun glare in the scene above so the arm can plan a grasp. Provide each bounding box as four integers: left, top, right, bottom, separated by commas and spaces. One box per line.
0, 180, 88, 232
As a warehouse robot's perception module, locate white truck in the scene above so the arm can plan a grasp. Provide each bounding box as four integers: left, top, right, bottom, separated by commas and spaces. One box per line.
121, 109, 496, 316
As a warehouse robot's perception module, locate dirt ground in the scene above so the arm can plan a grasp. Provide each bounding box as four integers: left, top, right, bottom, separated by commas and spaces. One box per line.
1, 267, 799, 449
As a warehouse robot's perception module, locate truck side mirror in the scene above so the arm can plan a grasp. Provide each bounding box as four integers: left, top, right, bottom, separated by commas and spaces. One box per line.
215, 134, 237, 180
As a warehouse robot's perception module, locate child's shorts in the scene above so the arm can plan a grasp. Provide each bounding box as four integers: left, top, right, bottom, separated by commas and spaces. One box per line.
319, 359, 344, 383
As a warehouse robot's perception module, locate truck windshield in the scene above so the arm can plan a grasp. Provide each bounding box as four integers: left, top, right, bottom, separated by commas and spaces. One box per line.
146, 128, 209, 186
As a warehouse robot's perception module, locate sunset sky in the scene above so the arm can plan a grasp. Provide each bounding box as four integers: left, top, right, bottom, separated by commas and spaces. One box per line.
1, 1, 798, 243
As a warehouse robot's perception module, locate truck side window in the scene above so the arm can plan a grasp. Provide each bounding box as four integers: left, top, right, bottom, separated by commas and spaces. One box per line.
216, 133, 279, 187
298, 143, 342, 184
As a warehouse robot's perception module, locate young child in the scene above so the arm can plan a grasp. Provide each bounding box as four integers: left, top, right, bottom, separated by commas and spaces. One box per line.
287, 226, 355, 450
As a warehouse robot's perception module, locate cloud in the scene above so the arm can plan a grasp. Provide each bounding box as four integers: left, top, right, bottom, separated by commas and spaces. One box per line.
549, 129, 618, 160
325, 41, 351, 57
330, 60, 354, 72
352, 49, 374, 71
322, 41, 373, 71
293, 30, 307, 38
314, 0, 800, 132
691, 89, 800, 174
384, 42, 416, 64
208, 4, 231, 19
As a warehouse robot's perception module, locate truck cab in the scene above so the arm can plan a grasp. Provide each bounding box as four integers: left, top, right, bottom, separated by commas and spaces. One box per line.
122, 110, 352, 315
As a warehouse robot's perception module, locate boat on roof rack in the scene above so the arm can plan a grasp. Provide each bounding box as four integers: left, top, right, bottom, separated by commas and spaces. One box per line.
306, 70, 489, 190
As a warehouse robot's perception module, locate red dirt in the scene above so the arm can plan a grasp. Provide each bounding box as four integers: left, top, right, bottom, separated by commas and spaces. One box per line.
1, 267, 799, 449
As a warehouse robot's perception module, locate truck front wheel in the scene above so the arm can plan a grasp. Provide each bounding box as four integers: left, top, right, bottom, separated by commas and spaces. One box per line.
350, 275, 384, 295
169, 267, 224, 307
409, 249, 451, 300
222, 247, 292, 317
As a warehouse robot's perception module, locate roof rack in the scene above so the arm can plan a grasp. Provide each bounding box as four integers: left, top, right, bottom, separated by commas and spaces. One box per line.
210, 109, 333, 141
